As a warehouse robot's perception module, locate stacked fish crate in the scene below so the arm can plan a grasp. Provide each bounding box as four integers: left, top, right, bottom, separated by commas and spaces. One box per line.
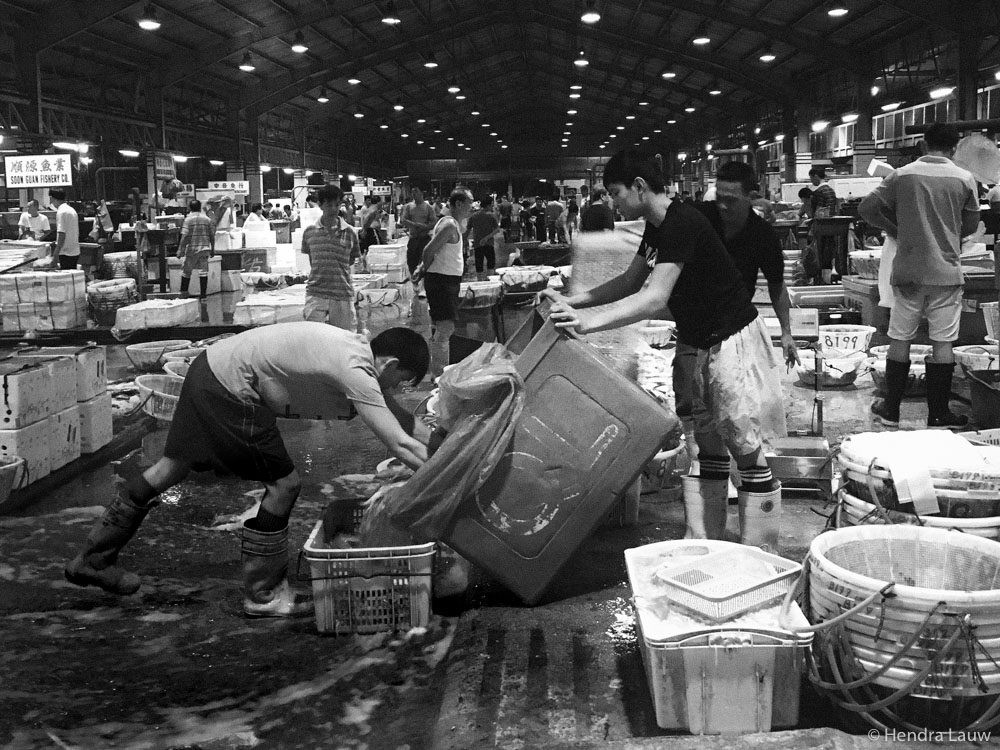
0, 270, 88, 332
0, 344, 110, 485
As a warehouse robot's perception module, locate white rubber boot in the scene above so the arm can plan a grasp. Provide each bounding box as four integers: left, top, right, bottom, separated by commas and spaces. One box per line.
681, 476, 728, 540
738, 483, 782, 553
241, 524, 313, 618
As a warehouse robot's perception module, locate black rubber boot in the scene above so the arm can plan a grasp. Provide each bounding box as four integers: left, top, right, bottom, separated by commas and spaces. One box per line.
241, 524, 312, 618
65, 478, 152, 595
871, 358, 909, 427
926, 361, 969, 429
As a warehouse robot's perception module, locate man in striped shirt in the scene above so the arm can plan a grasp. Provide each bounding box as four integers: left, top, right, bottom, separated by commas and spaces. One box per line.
177, 199, 215, 299
302, 183, 361, 331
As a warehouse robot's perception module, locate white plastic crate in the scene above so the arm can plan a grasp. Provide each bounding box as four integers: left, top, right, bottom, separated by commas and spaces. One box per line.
960, 428, 1000, 446
366, 262, 407, 283
47, 404, 80, 470
366, 244, 407, 266
77, 391, 113, 453
19, 345, 106, 402
302, 519, 434, 635
0, 361, 51, 429
0, 418, 50, 485
167, 256, 222, 295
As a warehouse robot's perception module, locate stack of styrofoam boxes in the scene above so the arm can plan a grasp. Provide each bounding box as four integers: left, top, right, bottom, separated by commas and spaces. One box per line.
243, 225, 278, 273
0, 360, 53, 484
15, 345, 111, 473
232, 285, 306, 327
366, 244, 408, 284
0, 270, 88, 332
114, 299, 200, 330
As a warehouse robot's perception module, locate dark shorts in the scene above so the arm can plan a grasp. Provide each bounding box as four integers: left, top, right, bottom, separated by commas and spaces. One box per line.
407, 234, 431, 274
59, 255, 79, 270
163, 353, 295, 482
423, 272, 461, 322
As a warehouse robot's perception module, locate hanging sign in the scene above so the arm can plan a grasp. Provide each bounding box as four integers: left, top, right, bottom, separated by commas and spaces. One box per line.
370, 185, 392, 196
4, 154, 73, 187
208, 180, 249, 195
152, 151, 175, 181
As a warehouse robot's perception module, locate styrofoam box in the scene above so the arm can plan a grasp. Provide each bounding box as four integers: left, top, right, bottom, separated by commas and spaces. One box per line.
0, 361, 51, 429
0, 418, 50, 485
9, 355, 76, 414
114, 299, 200, 329
0, 270, 86, 305
3, 299, 88, 331
47, 404, 80, 471
243, 230, 277, 248
166, 256, 222, 295
220, 269, 242, 292
352, 273, 387, 290
232, 298, 304, 326
19, 345, 107, 402
366, 244, 407, 266
77, 391, 113, 453
366, 262, 407, 283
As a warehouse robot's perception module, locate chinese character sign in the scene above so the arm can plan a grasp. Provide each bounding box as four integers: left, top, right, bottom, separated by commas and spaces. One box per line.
208, 180, 249, 195
3, 154, 73, 188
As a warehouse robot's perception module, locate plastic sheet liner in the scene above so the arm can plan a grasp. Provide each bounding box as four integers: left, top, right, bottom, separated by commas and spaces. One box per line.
360, 343, 525, 545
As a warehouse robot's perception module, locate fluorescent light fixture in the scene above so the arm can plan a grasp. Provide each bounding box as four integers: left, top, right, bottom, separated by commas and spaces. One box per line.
317, 89, 329, 103
709, 83, 722, 95
290, 31, 308, 53
380, 123, 389, 129
642, 136, 649, 140
260, 165, 272, 172
381, 0, 401, 24
283, 167, 294, 174
435, 129, 443, 133
827, 4, 848, 17
841, 112, 859, 123
348, 78, 361, 85
567, 109, 577, 115
238, 52, 255, 72
138, 4, 160, 31
489, 132, 497, 136
563, 131, 571, 135
172, 154, 188, 163
741, 144, 748, 150
417, 118, 426, 123
416, 140, 424, 144
616, 126, 625, 130
569, 93, 581, 99
209, 159, 224, 166
609, 134, 616, 138
871, 85, 880, 96
776, 133, 785, 141
929, 86, 954, 100
471, 111, 480, 116
667, 119, 677, 124
353, 112, 364, 118
401, 133, 409, 138
811, 119, 830, 132
599, 144, 606, 149
692, 23, 710, 45
661, 71, 676, 79
677, 152, 687, 161
574, 51, 588, 67
566, 122, 574, 126
653, 128, 662, 133
423, 54, 438, 68
393, 101, 404, 111
119, 149, 140, 157
429, 146, 436, 150
80, 157, 92, 165
570, 85, 582, 90
447, 137, 454, 141
53, 142, 78, 151
501, 145, 508, 149
759, 49, 776, 63
455, 95, 466, 100
626, 114, 636, 120
581, 0, 601, 24
880, 101, 901, 111
684, 106, 695, 113
561, 144, 568, 148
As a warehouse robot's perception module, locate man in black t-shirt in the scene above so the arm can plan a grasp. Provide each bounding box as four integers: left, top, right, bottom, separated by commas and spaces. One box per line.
542, 150, 784, 550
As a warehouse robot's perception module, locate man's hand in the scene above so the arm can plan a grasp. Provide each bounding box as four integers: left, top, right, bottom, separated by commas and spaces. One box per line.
549, 298, 591, 333
412, 263, 425, 282
781, 332, 801, 368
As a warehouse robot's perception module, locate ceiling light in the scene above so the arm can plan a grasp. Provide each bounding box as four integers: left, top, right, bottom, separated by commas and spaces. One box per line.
417, 118, 426, 123
581, 0, 601, 24
561, 138, 569, 142
667, 119, 676, 124
570, 85, 582, 90
347, 174, 357, 181
599, 144, 606, 149
705, 143, 712, 151
209, 159, 224, 166
626, 115, 635, 120
455, 95, 466, 100
608, 134, 616, 138
881, 101, 901, 111
566, 122, 574, 126
348, 78, 361, 85
616, 126, 625, 130
457, 142, 464, 146
380, 123, 389, 129
677, 152, 687, 161
561, 144, 568, 148
501, 145, 508, 149
811, 119, 830, 132
354, 111, 364, 118
708, 83, 722, 95
567, 109, 577, 115
291, 31, 308, 53
574, 51, 588, 67
137, 4, 161, 31
661, 71, 676, 79
172, 154, 188, 163
447, 78, 460, 93
841, 112, 859, 123
489, 132, 497, 136
776, 133, 785, 141
435, 129, 442, 133
692, 23, 710, 45
569, 93, 581, 99
929, 86, 955, 100
119, 149, 140, 157
563, 131, 571, 135
758, 139, 768, 146
447, 137, 454, 141
684, 106, 695, 113
653, 128, 662, 133
471, 110, 480, 116
381, 0, 401, 25
870, 85, 880, 96
642, 136, 649, 140
283, 167, 295, 174
317, 89, 329, 103
79, 156, 92, 165
393, 101, 404, 111
260, 164, 272, 172
423, 54, 438, 68
995, 70, 1000, 81
401, 133, 409, 138
827, 3, 849, 17
639, 96, 650, 106
238, 52, 255, 72
759, 49, 776, 63
416, 140, 424, 144
53, 142, 78, 151
429, 146, 436, 150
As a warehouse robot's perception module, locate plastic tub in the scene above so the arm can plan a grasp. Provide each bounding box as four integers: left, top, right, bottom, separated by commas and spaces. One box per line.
162, 360, 190, 378
124, 340, 192, 372
954, 345, 999, 378
161, 347, 206, 362
819, 324, 875, 354
135, 374, 185, 421
794, 350, 866, 388
637, 320, 676, 349
835, 487, 1000, 540
867, 344, 933, 362
869, 358, 926, 397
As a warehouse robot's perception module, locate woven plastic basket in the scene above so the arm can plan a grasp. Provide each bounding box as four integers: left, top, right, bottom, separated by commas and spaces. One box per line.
835, 487, 1000, 541
125, 339, 192, 372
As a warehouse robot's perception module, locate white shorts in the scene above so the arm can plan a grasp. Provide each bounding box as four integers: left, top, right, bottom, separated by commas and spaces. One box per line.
303, 295, 357, 332
887, 284, 962, 342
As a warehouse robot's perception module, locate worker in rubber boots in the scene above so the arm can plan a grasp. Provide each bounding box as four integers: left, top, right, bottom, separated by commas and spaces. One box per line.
66, 323, 430, 616
541, 150, 784, 552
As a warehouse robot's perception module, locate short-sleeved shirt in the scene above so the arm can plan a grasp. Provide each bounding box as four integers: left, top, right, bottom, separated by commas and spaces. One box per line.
302, 217, 360, 300
639, 200, 757, 349
206, 322, 385, 420
862, 155, 979, 286
545, 201, 565, 223
55, 203, 80, 256
18, 212, 50, 237
697, 202, 784, 295
180, 212, 214, 252
466, 210, 499, 248
811, 183, 838, 216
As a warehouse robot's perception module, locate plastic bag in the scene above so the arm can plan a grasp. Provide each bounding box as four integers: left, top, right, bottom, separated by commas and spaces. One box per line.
359, 343, 525, 545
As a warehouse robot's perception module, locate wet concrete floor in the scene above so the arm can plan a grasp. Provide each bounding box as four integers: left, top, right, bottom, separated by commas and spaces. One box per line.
0, 295, 987, 750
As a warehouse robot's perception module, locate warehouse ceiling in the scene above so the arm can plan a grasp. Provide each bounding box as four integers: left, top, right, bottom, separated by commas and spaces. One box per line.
2, 0, 1000, 169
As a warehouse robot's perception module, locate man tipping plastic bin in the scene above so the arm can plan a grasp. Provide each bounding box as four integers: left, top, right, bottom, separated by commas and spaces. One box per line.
65, 323, 430, 617
541, 149, 785, 551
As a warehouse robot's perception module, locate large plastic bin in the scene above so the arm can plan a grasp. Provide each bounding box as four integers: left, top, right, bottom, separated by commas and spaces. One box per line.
443, 319, 677, 604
